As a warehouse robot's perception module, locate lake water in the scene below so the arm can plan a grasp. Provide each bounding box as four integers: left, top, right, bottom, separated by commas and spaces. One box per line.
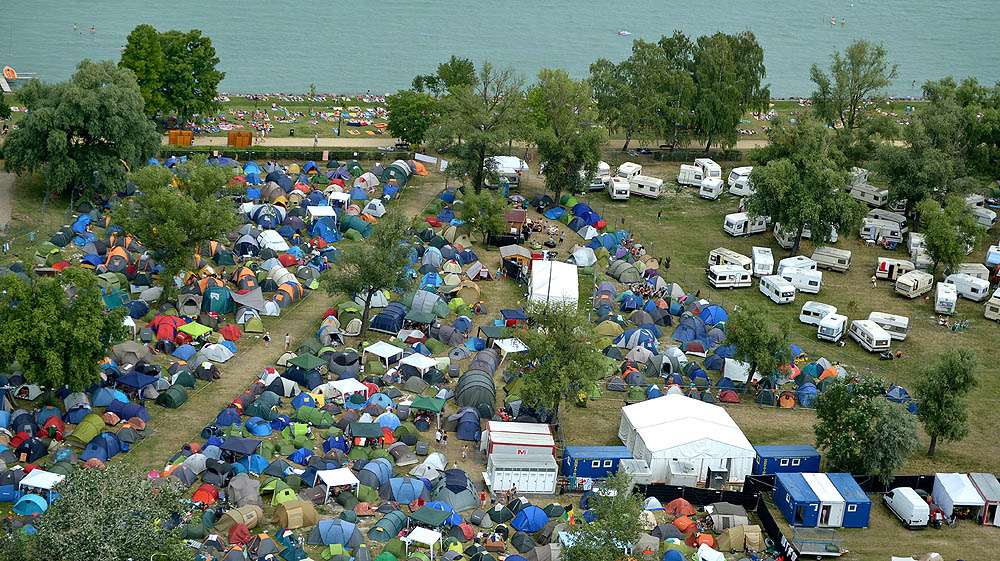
3, 0, 998, 97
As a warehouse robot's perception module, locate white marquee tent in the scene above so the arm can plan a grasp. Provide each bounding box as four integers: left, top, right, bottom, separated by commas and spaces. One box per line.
529, 260, 578, 307
932, 473, 986, 518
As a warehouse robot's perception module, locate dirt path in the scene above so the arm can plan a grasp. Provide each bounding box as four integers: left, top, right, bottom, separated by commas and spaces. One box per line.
0, 172, 14, 232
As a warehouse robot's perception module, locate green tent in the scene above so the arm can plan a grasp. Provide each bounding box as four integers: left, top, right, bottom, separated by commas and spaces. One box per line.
350, 422, 383, 439
368, 510, 409, 542
384, 538, 406, 559
297, 339, 322, 355
321, 545, 349, 561
293, 406, 334, 428
347, 446, 371, 460
410, 505, 452, 527
178, 322, 213, 338
410, 396, 445, 413
245, 317, 265, 334
103, 290, 130, 310
393, 422, 418, 439
559, 194, 578, 207
172, 370, 196, 389
66, 414, 104, 444
202, 287, 236, 314
374, 553, 398, 561
274, 440, 296, 456
346, 160, 364, 177
246, 401, 279, 421
287, 354, 326, 371
97, 272, 121, 292
344, 229, 363, 241
336, 490, 359, 510
356, 484, 378, 504
626, 386, 646, 403
34, 242, 60, 266
424, 338, 446, 355
156, 385, 188, 408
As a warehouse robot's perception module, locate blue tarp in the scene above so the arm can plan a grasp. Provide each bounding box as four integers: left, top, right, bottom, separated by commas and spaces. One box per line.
543, 207, 566, 220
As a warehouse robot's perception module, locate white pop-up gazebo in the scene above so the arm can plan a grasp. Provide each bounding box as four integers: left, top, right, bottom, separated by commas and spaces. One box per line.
18, 469, 66, 505
400, 352, 438, 374
363, 341, 404, 368
317, 467, 360, 504
402, 527, 442, 560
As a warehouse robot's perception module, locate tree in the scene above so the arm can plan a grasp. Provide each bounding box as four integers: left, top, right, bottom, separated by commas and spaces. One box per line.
810, 40, 898, 132
917, 196, 984, 275
815, 378, 919, 483
561, 471, 643, 561
527, 69, 603, 198
914, 347, 980, 457
690, 31, 770, 151
112, 158, 240, 291
0, 268, 126, 391
430, 62, 526, 192
505, 302, 615, 420
321, 213, 414, 338
412, 56, 476, 96
120, 26, 225, 121
26, 464, 188, 561
745, 115, 866, 255
460, 189, 506, 243
2, 60, 160, 200
387, 90, 436, 145
955, 77, 1000, 176
724, 304, 790, 382
0, 93, 11, 120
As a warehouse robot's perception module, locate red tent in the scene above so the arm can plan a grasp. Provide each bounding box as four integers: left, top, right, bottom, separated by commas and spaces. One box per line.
220, 324, 242, 341
424, 217, 442, 228
229, 523, 251, 545
665, 498, 696, 517
278, 254, 299, 267
719, 390, 740, 403
193, 483, 220, 505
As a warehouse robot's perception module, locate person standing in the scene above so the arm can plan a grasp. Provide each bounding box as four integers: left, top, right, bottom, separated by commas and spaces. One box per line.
314, 133, 319, 149
284, 332, 291, 350
657, 210, 662, 221
442, 433, 448, 449
462, 444, 469, 459
435, 429, 442, 445
263, 331, 271, 347
480, 490, 488, 508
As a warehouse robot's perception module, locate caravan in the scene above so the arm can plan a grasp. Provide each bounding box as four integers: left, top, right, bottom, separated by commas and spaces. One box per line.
774, 222, 838, 249
589, 161, 612, 191
799, 301, 837, 326
780, 268, 823, 294
848, 170, 889, 207
708, 248, 752, 271
894, 270, 934, 298
944, 273, 990, 301
818, 314, 848, 343
811, 247, 852, 273
985, 288, 1000, 321
759, 275, 796, 304
616, 161, 642, 180
848, 320, 892, 352
694, 158, 722, 180
629, 175, 665, 199
867, 312, 910, 341
777, 256, 817, 276
724, 212, 767, 237
875, 257, 914, 281
935, 282, 958, 315
486, 156, 528, 190
751, 246, 774, 277
699, 177, 724, 200
607, 177, 630, 201
971, 207, 997, 228
728, 166, 753, 196
707, 265, 752, 289
860, 218, 904, 245
677, 164, 704, 186
952, 262, 989, 281
866, 209, 908, 233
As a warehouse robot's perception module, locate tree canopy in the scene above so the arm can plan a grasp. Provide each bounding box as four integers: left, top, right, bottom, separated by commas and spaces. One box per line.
0, 268, 126, 391
321, 213, 414, 338
561, 471, 643, 561
914, 347, 980, 457
527, 68, 603, 198
387, 90, 436, 145
953, 77, 1000, 175
724, 303, 790, 382
917, 196, 984, 274
810, 40, 898, 132
2, 60, 160, 199
412, 56, 476, 96
459, 189, 507, 243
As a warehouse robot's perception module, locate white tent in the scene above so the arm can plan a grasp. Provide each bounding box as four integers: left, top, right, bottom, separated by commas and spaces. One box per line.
363, 341, 404, 367
19, 469, 66, 504
363, 199, 387, 217
354, 172, 380, 189
620, 394, 754, 484
355, 290, 389, 309
321, 378, 368, 399
403, 527, 442, 560
201, 343, 235, 363
529, 260, 578, 307
570, 247, 597, 267
307, 205, 337, 219
932, 473, 986, 517
696, 544, 725, 561
257, 230, 290, 251
401, 353, 438, 374
317, 468, 360, 503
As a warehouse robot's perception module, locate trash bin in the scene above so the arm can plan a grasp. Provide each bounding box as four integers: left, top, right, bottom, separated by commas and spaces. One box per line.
289, 128, 294, 136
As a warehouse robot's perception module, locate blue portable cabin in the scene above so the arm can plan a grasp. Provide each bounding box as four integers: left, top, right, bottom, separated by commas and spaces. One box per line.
561, 446, 632, 479
752, 445, 821, 475
827, 473, 871, 528
773, 472, 821, 527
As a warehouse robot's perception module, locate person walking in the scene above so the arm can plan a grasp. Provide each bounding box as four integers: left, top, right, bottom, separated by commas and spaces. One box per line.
441, 433, 448, 449
284, 332, 291, 350
871, 275, 877, 289
657, 210, 662, 221
263, 331, 271, 347
314, 133, 319, 149
462, 444, 469, 459
480, 490, 488, 508
435, 429, 442, 445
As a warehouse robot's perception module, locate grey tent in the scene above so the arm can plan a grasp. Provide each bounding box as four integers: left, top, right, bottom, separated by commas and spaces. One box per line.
387, 442, 418, 466
169, 465, 198, 486
177, 294, 203, 316
526, 544, 562, 561
227, 473, 263, 507
454, 370, 495, 409
307, 519, 364, 547
606, 376, 626, 392
434, 325, 465, 346
511, 531, 536, 553
709, 502, 750, 529
432, 471, 479, 512
181, 453, 209, 474
650, 523, 684, 540
232, 287, 267, 312
110, 341, 153, 365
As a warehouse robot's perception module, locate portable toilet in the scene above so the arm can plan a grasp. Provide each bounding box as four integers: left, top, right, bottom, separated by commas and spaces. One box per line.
773, 472, 820, 527
752, 445, 821, 475
561, 446, 632, 480
827, 473, 871, 528
802, 472, 846, 527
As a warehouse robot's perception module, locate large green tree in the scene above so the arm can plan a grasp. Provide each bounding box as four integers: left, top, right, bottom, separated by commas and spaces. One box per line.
724, 304, 790, 383
917, 196, 984, 275
505, 302, 615, 420
2, 60, 160, 199
387, 90, 436, 145
914, 347, 980, 457
527, 68, 603, 198
321, 213, 414, 338
745, 115, 866, 255
112, 158, 240, 290
954, 77, 1000, 176
561, 471, 643, 561
412, 55, 476, 96
0, 268, 126, 391
460, 189, 507, 243
815, 378, 919, 483
809, 40, 898, 132
119, 24, 167, 113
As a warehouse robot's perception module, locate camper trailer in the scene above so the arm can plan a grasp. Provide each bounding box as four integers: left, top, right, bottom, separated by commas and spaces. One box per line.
799, 301, 837, 326
699, 177, 724, 200
894, 270, 934, 298
935, 282, 958, 315
780, 268, 823, 294
607, 177, 630, 201
875, 257, 915, 281
944, 273, 990, 301
849, 182, 889, 208
694, 158, 722, 180
867, 312, 910, 341
866, 209, 908, 233
760, 275, 796, 304
818, 314, 848, 343
811, 247, 852, 273
971, 207, 997, 228
708, 248, 752, 271
911, 248, 934, 271
986, 246, 1000, 268
751, 246, 774, 277
589, 161, 612, 191
908, 232, 927, 255
677, 164, 704, 186
629, 175, 665, 199
728, 166, 753, 194
848, 320, 892, 352
953, 262, 990, 281
486, 156, 528, 190
966, 193, 986, 208
985, 288, 1000, 321
860, 218, 904, 245
724, 213, 767, 237
707, 265, 753, 289
774, 222, 838, 249
777, 256, 817, 276
616, 161, 642, 180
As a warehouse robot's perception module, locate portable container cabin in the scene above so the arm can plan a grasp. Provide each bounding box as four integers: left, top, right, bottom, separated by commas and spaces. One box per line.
728, 166, 753, 194
699, 177, 724, 200
848, 320, 891, 352
777, 255, 817, 276
811, 247, 852, 273
860, 218, 904, 245
935, 282, 958, 315
827, 473, 871, 528
817, 314, 848, 343
616, 162, 642, 180
607, 176, 630, 200
481, 421, 555, 457
803, 472, 846, 528
985, 288, 1000, 321
629, 175, 665, 199
707, 265, 752, 289
799, 301, 837, 326
971, 207, 997, 228
561, 446, 632, 480
773, 472, 821, 527
694, 158, 722, 179
752, 445, 821, 475
894, 270, 934, 298
760, 275, 796, 304
708, 248, 752, 271
968, 472, 1000, 526
487, 454, 558, 494
751, 246, 774, 277
876, 257, 914, 281
724, 213, 767, 237
677, 164, 703, 186
780, 268, 823, 294
944, 273, 990, 301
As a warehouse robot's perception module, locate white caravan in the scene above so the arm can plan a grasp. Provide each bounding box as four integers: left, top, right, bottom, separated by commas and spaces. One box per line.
894, 270, 934, 298
723, 213, 767, 237
799, 301, 837, 326
751, 246, 774, 277
759, 275, 796, 304
867, 311, 910, 341
706, 265, 753, 289
860, 218, 904, 245
773, 222, 838, 249
589, 161, 611, 190
677, 164, 704, 186
944, 273, 990, 301
607, 177, 630, 201
780, 268, 823, 294
708, 247, 752, 271
727, 166, 753, 196
694, 158, 722, 180
866, 209, 908, 233
629, 175, 665, 199
699, 177, 724, 200
971, 206, 997, 228
776, 255, 817, 276
952, 262, 989, 281
875, 257, 914, 281
848, 320, 892, 352
817, 314, 848, 343
616, 161, 642, 180
935, 282, 958, 315
985, 288, 1000, 321
811, 247, 852, 273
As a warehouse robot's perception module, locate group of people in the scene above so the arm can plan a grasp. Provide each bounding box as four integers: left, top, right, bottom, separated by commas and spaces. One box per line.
938, 315, 969, 330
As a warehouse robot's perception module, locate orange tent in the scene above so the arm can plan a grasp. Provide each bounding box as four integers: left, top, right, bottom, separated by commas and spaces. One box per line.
664, 498, 696, 517
414, 162, 428, 176
685, 533, 715, 548
672, 516, 696, 533
778, 391, 796, 408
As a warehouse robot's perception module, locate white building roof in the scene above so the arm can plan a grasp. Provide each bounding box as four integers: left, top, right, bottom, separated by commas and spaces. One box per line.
325, 378, 368, 397
487, 421, 553, 436
625, 394, 753, 457
623, 394, 739, 432
802, 472, 844, 504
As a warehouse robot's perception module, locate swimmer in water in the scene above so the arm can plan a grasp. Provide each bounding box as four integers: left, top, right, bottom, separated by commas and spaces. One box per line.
831, 17, 836, 25
841, 18, 845, 24
73, 23, 78, 32
91, 25, 95, 33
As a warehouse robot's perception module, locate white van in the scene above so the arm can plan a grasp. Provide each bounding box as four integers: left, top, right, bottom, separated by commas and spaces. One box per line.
694, 158, 721, 180
848, 320, 892, 352
708, 247, 752, 271
677, 164, 704, 187
860, 218, 905, 245
799, 301, 837, 326
935, 282, 958, 315
781, 268, 823, 294
751, 246, 774, 277
894, 270, 934, 298
607, 176, 630, 200
868, 311, 910, 341
945, 273, 990, 301
971, 207, 997, 228
985, 288, 1000, 321
706, 265, 752, 289
876, 257, 914, 281
728, 166, 752, 188
883, 487, 930, 529
723, 212, 767, 237
776, 255, 817, 276
867, 209, 909, 233
589, 161, 611, 190
849, 182, 889, 208
616, 161, 642, 180
811, 247, 852, 273
699, 177, 724, 200
759, 275, 795, 304
818, 313, 848, 343
629, 175, 664, 199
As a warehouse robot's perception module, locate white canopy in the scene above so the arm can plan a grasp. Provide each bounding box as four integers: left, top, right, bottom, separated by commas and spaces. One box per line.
529, 260, 579, 307
324, 378, 368, 399
327, 191, 351, 205
403, 527, 442, 560
933, 473, 986, 517
363, 341, 404, 366
494, 338, 528, 365
318, 468, 360, 503
19, 469, 65, 491
307, 205, 337, 218
401, 353, 438, 373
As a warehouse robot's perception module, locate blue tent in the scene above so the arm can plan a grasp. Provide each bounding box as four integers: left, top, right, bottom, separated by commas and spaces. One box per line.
886, 385, 911, 403
81, 254, 104, 267
376, 413, 401, 431
216, 408, 241, 427
244, 161, 262, 175
358, 458, 393, 487
308, 519, 362, 548
13, 494, 47, 516
107, 400, 150, 422
125, 300, 149, 319
323, 436, 349, 454
245, 417, 273, 437
238, 453, 269, 474
420, 272, 442, 289
64, 406, 92, 424
700, 305, 728, 325
457, 249, 478, 265
455, 409, 481, 441
571, 203, 593, 216
662, 551, 685, 561
81, 432, 123, 462
72, 214, 92, 234
303, 161, 319, 174
350, 186, 368, 201
543, 207, 566, 220
117, 371, 158, 391
689, 368, 710, 385
382, 477, 426, 503
383, 184, 399, 199
620, 296, 643, 312
289, 448, 315, 465
310, 217, 342, 243
645, 385, 662, 399
511, 505, 548, 532
171, 344, 197, 362
581, 211, 601, 226
716, 377, 736, 391
439, 192, 456, 204
425, 501, 462, 526
453, 316, 472, 333
714, 344, 735, 358
614, 329, 658, 352
465, 337, 486, 351
369, 393, 394, 409
703, 354, 724, 371
797, 383, 819, 408
437, 208, 455, 223
292, 394, 318, 409
277, 225, 298, 239
371, 303, 407, 334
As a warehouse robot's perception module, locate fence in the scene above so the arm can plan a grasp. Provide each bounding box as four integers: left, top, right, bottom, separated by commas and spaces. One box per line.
157, 146, 413, 163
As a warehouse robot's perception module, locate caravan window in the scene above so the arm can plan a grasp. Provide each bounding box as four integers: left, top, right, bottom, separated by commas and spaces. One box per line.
604, 460, 613, 467
591, 460, 601, 468
792, 458, 801, 466
780, 458, 789, 467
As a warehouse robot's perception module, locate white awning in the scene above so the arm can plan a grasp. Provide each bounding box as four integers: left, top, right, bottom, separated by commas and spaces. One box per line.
318, 467, 360, 503
403, 527, 442, 560
18, 469, 66, 491
401, 353, 438, 373
325, 378, 368, 398
363, 341, 404, 365
494, 338, 528, 354
307, 205, 338, 218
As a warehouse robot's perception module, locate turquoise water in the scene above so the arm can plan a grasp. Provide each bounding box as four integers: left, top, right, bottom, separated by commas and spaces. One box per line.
3, 1, 998, 96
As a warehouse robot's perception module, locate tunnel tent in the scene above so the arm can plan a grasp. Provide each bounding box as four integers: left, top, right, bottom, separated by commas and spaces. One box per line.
369, 510, 409, 542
